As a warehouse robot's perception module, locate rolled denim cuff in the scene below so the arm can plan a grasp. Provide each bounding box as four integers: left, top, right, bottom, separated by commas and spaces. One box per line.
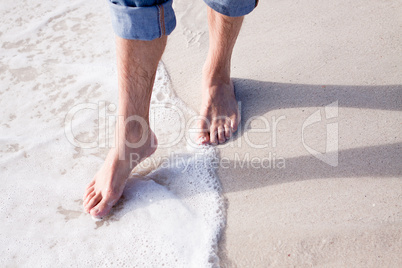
203, 0, 257, 17
108, 0, 176, 40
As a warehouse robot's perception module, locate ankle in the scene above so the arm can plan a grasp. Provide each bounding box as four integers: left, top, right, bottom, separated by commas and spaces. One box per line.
202, 68, 233, 94
203, 59, 231, 85
113, 132, 154, 163
114, 124, 151, 148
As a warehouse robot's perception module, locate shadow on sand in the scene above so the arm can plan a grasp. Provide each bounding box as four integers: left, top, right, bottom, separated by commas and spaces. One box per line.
220, 79, 401, 191
216, 79, 401, 266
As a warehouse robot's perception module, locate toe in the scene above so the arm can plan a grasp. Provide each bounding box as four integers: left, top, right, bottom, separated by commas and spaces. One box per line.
230, 116, 239, 133
86, 180, 95, 190
90, 199, 112, 218
85, 193, 101, 213
196, 118, 210, 145
83, 191, 96, 207
217, 126, 226, 144
83, 186, 94, 200
197, 133, 210, 145
209, 126, 219, 145
224, 124, 232, 140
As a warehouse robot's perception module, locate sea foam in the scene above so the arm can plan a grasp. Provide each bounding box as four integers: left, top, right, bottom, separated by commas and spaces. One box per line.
0, 1, 224, 266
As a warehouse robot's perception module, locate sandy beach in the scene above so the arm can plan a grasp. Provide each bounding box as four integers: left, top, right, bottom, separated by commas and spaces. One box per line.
1, 0, 401, 266
165, 0, 402, 266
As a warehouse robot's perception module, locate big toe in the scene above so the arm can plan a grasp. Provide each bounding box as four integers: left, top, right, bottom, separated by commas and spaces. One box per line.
196, 119, 210, 145
90, 198, 114, 218
197, 132, 210, 145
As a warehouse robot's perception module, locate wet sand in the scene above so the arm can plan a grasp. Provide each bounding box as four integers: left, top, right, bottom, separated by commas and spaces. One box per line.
166, 0, 402, 266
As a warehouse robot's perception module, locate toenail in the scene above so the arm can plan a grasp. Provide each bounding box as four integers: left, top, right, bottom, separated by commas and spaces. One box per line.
197, 137, 206, 144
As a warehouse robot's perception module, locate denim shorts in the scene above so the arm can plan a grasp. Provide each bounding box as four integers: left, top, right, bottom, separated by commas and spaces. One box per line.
108, 0, 258, 40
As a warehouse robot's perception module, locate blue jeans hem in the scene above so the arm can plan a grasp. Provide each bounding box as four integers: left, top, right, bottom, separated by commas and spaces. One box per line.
203, 0, 256, 17
108, 0, 176, 40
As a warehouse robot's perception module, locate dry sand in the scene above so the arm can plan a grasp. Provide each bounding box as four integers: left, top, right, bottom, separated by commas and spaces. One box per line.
165, 0, 402, 266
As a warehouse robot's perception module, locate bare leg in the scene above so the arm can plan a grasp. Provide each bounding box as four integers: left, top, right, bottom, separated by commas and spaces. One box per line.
83, 36, 166, 218
197, 7, 243, 145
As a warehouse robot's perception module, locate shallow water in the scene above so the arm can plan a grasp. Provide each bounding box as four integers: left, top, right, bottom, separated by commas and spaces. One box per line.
0, 1, 224, 266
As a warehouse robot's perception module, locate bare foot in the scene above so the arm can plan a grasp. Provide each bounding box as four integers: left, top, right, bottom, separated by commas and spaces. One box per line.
83, 130, 157, 218
196, 7, 243, 145
197, 73, 240, 145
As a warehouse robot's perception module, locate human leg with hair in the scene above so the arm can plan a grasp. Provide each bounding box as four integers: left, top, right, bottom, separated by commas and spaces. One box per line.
83, 0, 257, 218
197, 0, 258, 145
83, 0, 175, 218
